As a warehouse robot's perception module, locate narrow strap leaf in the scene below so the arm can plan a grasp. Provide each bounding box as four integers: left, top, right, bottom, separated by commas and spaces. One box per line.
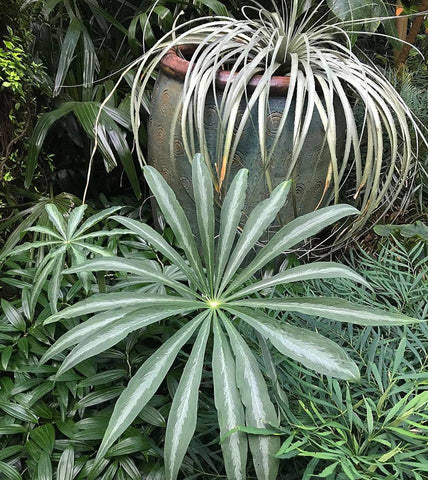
74, 206, 122, 237
192, 154, 215, 293
65, 256, 198, 299
220, 312, 280, 480
143, 166, 207, 292
212, 316, 247, 480
219, 180, 291, 295
45, 204, 67, 238
227, 306, 360, 381
111, 216, 203, 290
215, 169, 248, 291
165, 315, 211, 480
230, 297, 419, 326
226, 262, 370, 301
56, 306, 195, 376
40, 307, 141, 364
95, 311, 209, 461
48, 251, 65, 314
225, 204, 359, 295
66, 205, 87, 239
43, 294, 204, 324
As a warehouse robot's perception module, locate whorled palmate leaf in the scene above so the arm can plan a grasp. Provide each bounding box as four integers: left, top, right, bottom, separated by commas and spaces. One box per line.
93, 0, 426, 244
6, 204, 127, 318
42, 156, 422, 480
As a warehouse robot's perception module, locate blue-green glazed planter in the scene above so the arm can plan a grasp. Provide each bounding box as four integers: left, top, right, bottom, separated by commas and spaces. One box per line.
148, 47, 345, 240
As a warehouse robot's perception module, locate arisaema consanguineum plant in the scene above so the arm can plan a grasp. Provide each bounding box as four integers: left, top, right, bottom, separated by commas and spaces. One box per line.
40, 155, 421, 480
6, 204, 126, 317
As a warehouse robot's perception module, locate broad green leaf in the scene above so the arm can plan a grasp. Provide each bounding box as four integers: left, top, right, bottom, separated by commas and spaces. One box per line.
212, 316, 247, 480
56, 306, 197, 376
75, 387, 123, 409
78, 369, 127, 388
0, 401, 38, 423
66, 205, 87, 239
111, 216, 201, 289
326, 0, 372, 22
197, 0, 230, 15
30, 424, 55, 453
230, 297, 419, 326
1, 299, 26, 332
54, 18, 82, 96
215, 169, 248, 291
37, 451, 52, 480
65, 257, 196, 298
25, 103, 77, 187
226, 205, 359, 294
226, 262, 370, 300
43, 294, 203, 324
57, 446, 74, 480
107, 125, 142, 199
228, 307, 360, 380
0, 461, 22, 480
165, 316, 211, 480
45, 204, 67, 238
192, 154, 215, 290
221, 313, 280, 480
95, 312, 209, 461
143, 166, 206, 291
105, 436, 150, 457
219, 180, 291, 295
2, 346, 12, 370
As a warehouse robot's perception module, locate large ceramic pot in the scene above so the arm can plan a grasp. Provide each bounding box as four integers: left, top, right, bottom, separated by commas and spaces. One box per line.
148, 46, 345, 237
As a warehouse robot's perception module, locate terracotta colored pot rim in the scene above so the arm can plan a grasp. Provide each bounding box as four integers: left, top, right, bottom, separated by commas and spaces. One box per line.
160, 45, 291, 96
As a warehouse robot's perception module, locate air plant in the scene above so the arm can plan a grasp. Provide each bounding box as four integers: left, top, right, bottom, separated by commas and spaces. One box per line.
94, 0, 426, 241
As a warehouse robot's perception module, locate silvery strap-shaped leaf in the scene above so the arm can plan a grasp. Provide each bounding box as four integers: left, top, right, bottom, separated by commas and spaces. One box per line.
40, 307, 143, 364
215, 169, 248, 291
212, 316, 247, 480
45, 204, 67, 238
48, 250, 65, 313
143, 166, 206, 291
111, 216, 201, 288
65, 256, 198, 298
230, 297, 418, 326
226, 204, 359, 294
43, 294, 203, 325
218, 180, 291, 295
95, 311, 208, 462
192, 154, 215, 292
227, 306, 360, 380
165, 316, 211, 480
221, 313, 280, 480
66, 205, 87, 239
226, 262, 370, 300
73, 206, 123, 237
56, 306, 196, 377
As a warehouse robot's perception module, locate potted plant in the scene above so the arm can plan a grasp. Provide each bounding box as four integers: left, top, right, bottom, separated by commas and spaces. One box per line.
101, 0, 425, 240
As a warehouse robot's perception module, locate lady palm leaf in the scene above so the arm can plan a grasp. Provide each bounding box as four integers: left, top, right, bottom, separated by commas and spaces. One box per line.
44, 155, 421, 480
